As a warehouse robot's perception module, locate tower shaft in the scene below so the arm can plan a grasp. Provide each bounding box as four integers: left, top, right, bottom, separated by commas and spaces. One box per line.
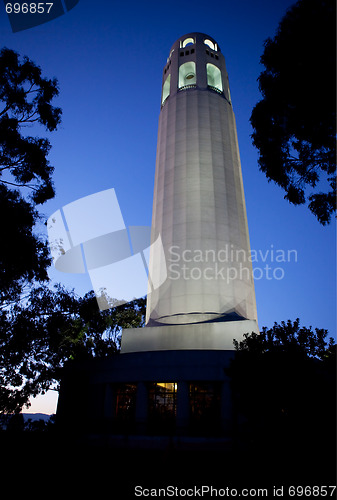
146, 33, 257, 327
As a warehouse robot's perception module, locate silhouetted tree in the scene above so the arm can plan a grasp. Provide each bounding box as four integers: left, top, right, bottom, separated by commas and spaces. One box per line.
24, 415, 55, 432
0, 48, 147, 416
250, 0, 336, 225
0, 47, 61, 304
6, 412, 24, 432
230, 319, 336, 458
0, 286, 146, 414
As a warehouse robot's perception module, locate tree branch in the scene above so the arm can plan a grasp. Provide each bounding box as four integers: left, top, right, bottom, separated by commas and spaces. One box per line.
0, 179, 38, 191
17, 110, 39, 124
0, 104, 11, 117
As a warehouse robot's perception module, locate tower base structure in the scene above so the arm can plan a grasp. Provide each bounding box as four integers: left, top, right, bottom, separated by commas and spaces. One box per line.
121, 320, 258, 353
56, 321, 258, 443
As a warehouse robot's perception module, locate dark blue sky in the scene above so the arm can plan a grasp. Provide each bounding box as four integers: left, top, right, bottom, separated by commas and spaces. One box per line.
1, 0, 335, 411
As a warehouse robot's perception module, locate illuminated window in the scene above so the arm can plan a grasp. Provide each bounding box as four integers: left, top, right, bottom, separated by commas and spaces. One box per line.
206, 63, 223, 92
161, 74, 171, 105
178, 61, 196, 88
181, 37, 195, 48
204, 39, 217, 51
148, 382, 177, 431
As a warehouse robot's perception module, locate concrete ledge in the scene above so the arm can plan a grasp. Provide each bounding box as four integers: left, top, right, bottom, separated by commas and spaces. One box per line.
120, 320, 259, 353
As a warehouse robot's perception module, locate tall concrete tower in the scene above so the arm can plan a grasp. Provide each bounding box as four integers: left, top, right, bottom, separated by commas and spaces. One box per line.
58, 34, 260, 437
122, 33, 258, 352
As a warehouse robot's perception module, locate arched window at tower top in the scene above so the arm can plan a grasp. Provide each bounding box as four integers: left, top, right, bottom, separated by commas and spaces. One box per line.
181, 37, 195, 48
178, 62, 196, 89
204, 39, 217, 51
207, 63, 223, 92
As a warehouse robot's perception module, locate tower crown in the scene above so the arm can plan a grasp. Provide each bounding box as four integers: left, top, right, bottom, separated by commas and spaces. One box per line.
161, 33, 231, 107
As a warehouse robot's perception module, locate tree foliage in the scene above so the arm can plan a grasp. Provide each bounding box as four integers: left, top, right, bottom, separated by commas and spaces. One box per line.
250, 0, 336, 225
0, 47, 61, 304
0, 47, 61, 202
0, 286, 146, 414
0, 185, 51, 303
230, 319, 336, 454
0, 48, 147, 416
233, 318, 335, 359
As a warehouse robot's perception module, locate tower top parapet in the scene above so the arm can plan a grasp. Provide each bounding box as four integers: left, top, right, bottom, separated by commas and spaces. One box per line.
168, 32, 221, 58
161, 32, 231, 107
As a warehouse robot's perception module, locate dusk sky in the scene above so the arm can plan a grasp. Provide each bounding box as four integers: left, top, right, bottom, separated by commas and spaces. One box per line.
1, 0, 335, 414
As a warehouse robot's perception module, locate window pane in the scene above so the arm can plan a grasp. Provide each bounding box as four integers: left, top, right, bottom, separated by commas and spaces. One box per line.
115, 383, 137, 424
206, 63, 223, 92
148, 382, 177, 432
189, 382, 221, 434
179, 62, 196, 88
182, 37, 195, 48
204, 39, 215, 51
162, 74, 171, 105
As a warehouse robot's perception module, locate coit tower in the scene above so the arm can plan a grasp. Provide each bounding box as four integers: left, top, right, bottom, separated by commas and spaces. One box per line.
58, 33, 260, 436
146, 33, 258, 330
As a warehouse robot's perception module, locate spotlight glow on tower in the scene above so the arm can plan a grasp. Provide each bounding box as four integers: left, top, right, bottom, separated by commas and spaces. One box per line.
122, 33, 258, 353
146, 33, 258, 327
